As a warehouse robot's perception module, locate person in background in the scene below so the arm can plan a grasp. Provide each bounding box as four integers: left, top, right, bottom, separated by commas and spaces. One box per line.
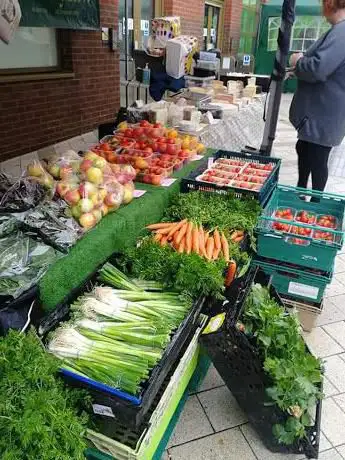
289, 0, 345, 196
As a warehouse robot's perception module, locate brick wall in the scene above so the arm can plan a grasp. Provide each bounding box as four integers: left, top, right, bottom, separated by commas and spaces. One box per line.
0, 0, 120, 162
223, 0, 243, 54
164, 0, 205, 45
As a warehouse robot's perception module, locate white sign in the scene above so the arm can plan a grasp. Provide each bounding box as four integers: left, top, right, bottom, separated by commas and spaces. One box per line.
0, 0, 21, 44
203, 28, 208, 37
243, 55, 251, 66
207, 157, 214, 168
161, 178, 177, 187
288, 282, 319, 300
222, 57, 231, 70
210, 28, 216, 38
92, 404, 115, 418
127, 18, 134, 31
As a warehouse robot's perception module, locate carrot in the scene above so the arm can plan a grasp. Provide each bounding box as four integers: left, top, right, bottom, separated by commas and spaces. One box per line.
154, 233, 163, 243
173, 230, 180, 246
175, 221, 189, 246
160, 235, 168, 246
206, 235, 214, 260
185, 221, 193, 254
147, 222, 174, 230
167, 219, 187, 240
225, 260, 237, 287
213, 245, 221, 261
221, 232, 230, 263
178, 236, 186, 253
199, 226, 206, 257
231, 230, 244, 241
157, 225, 176, 235
230, 231, 239, 241
214, 228, 221, 249
192, 225, 200, 255
234, 235, 244, 243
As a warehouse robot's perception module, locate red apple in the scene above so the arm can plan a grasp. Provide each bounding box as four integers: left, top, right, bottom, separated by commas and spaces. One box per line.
80, 159, 93, 172
64, 189, 81, 205
79, 212, 96, 229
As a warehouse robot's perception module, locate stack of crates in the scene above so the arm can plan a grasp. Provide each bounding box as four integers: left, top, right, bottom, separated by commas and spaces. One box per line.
254, 185, 345, 331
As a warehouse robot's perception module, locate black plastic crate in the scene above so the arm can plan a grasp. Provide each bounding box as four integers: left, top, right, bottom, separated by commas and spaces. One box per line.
200, 269, 322, 459
39, 263, 204, 430
180, 150, 281, 206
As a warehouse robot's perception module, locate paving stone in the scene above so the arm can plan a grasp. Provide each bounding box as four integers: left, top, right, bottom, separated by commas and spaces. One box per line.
324, 356, 345, 393
19, 151, 39, 170
167, 427, 256, 460
317, 298, 345, 327
326, 278, 345, 297
323, 322, 345, 349
168, 395, 213, 448
334, 393, 345, 414
321, 398, 345, 446
329, 294, 345, 313
240, 424, 305, 460
316, 449, 344, 460
336, 444, 345, 458
335, 257, 345, 274
323, 376, 340, 397
198, 386, 248, 432
302, 327, 343, 358
196, 365, 225, 393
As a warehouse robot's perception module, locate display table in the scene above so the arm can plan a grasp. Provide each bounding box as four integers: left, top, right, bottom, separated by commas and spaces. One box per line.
199, 97, 265, 153
39, 151, 214, 311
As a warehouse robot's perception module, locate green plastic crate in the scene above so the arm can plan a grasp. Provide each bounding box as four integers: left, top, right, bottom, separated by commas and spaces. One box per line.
84, 318, 207, 460
256, 185, 345, 272
252, 258, 332, 303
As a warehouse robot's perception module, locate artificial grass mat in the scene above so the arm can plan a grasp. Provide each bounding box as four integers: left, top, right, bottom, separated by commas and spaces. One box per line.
39, 151, 214, 311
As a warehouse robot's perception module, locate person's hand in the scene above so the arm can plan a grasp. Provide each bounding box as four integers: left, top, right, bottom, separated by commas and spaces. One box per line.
289, 53, 304, 68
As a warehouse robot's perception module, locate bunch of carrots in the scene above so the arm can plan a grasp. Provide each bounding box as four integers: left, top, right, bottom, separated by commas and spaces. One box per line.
146, 219, 244, 263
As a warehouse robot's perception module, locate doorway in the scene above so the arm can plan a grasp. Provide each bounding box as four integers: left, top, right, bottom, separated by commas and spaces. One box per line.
203, 2, 223, 51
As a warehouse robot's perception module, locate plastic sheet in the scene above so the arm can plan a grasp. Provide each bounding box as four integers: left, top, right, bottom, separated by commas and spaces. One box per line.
24, 200, 83, 252
0, 172, 47, 213
0, 231, 61, 301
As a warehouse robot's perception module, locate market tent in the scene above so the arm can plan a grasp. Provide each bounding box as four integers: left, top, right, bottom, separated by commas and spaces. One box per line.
255, 0, 326, 92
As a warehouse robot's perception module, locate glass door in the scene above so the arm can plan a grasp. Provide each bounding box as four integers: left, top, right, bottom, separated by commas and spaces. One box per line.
203, 3, 222, 50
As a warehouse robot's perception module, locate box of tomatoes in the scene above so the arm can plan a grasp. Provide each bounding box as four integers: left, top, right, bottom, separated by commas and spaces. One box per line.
180, 150, 281, 205
256, 185, 345, 272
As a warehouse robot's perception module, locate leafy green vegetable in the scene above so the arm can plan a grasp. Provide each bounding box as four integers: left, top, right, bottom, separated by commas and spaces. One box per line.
0, 329, 89, 460
241, 284, 323, 446
121, 238, 226, 301
165, 192, 261, 233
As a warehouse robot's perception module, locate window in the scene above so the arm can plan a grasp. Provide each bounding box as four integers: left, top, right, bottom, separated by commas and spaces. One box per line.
0, 27, 58, 73
267, 16, 330, 53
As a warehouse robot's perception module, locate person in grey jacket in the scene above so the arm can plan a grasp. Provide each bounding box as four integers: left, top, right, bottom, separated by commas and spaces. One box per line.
289, 0, 345, 193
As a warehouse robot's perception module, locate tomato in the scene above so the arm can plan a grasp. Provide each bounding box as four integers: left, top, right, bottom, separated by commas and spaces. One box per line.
167, 138, 175, 144
157, 137, 167, 144
140, 120, 150, 127
139, 142, 147, 150
158, 143, 167, 153
143, 147, 153, 154
151, 142, 158, 152
134, 142, 141, 150
124, 129, 133, 138
153, 123, 162, 128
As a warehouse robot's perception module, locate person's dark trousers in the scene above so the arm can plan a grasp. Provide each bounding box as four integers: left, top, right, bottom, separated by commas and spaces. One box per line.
296, 140, 332, 194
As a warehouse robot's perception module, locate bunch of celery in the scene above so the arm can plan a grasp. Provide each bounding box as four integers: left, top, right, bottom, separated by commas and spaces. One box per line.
48, 265, 192, 395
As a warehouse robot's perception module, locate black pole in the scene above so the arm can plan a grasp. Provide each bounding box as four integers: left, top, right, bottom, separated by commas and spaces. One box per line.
260, 0, 296, 156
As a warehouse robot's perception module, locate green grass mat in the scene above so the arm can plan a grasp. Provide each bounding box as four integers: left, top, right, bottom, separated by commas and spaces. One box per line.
39, 151, 214, 311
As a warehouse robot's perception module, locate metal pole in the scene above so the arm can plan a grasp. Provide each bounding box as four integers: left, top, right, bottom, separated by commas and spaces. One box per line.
124, 0, 129, 81
260, 0, 296, 156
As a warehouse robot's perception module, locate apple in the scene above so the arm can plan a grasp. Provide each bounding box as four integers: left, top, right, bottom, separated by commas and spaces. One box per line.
93, 156, 107, 169
71, 204, 82, 219
84, 151, 99, 161
64, 189, 81, 205
60, 166, 74, 180
86, 167, 103, 184
79, 181, 98, 198
56, 182, 70, 197
47, 164, 60, 178
80, 159, 93, 173
37, 175, 54, 188
27, 163, 44, 177
98, 188, 108, 201
122, 183, 134, 204
79, 198, 94, 213
79, 212, 96, 229
104, 192, 120, 208
92, 209, 102, 222
100, 203, 109, 216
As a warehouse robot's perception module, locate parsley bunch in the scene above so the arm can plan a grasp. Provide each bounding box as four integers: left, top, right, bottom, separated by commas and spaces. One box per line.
0, 329, 89, 460
122, 238, 226, 301
242, 284, 323, 446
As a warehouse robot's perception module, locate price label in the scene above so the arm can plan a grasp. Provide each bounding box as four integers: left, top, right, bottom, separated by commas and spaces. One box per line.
288, 282, 319, 300
161, 178, 177, 187
190, 155, 204, 162
92, 404, 115, 418
207, 157, 214, 168
134, 189, 146, 198
127, 18, 134, 31
243, 55, 251, 66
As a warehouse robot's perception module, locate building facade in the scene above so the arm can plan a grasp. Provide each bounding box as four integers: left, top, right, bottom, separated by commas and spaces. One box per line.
0, 0, 243, 162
